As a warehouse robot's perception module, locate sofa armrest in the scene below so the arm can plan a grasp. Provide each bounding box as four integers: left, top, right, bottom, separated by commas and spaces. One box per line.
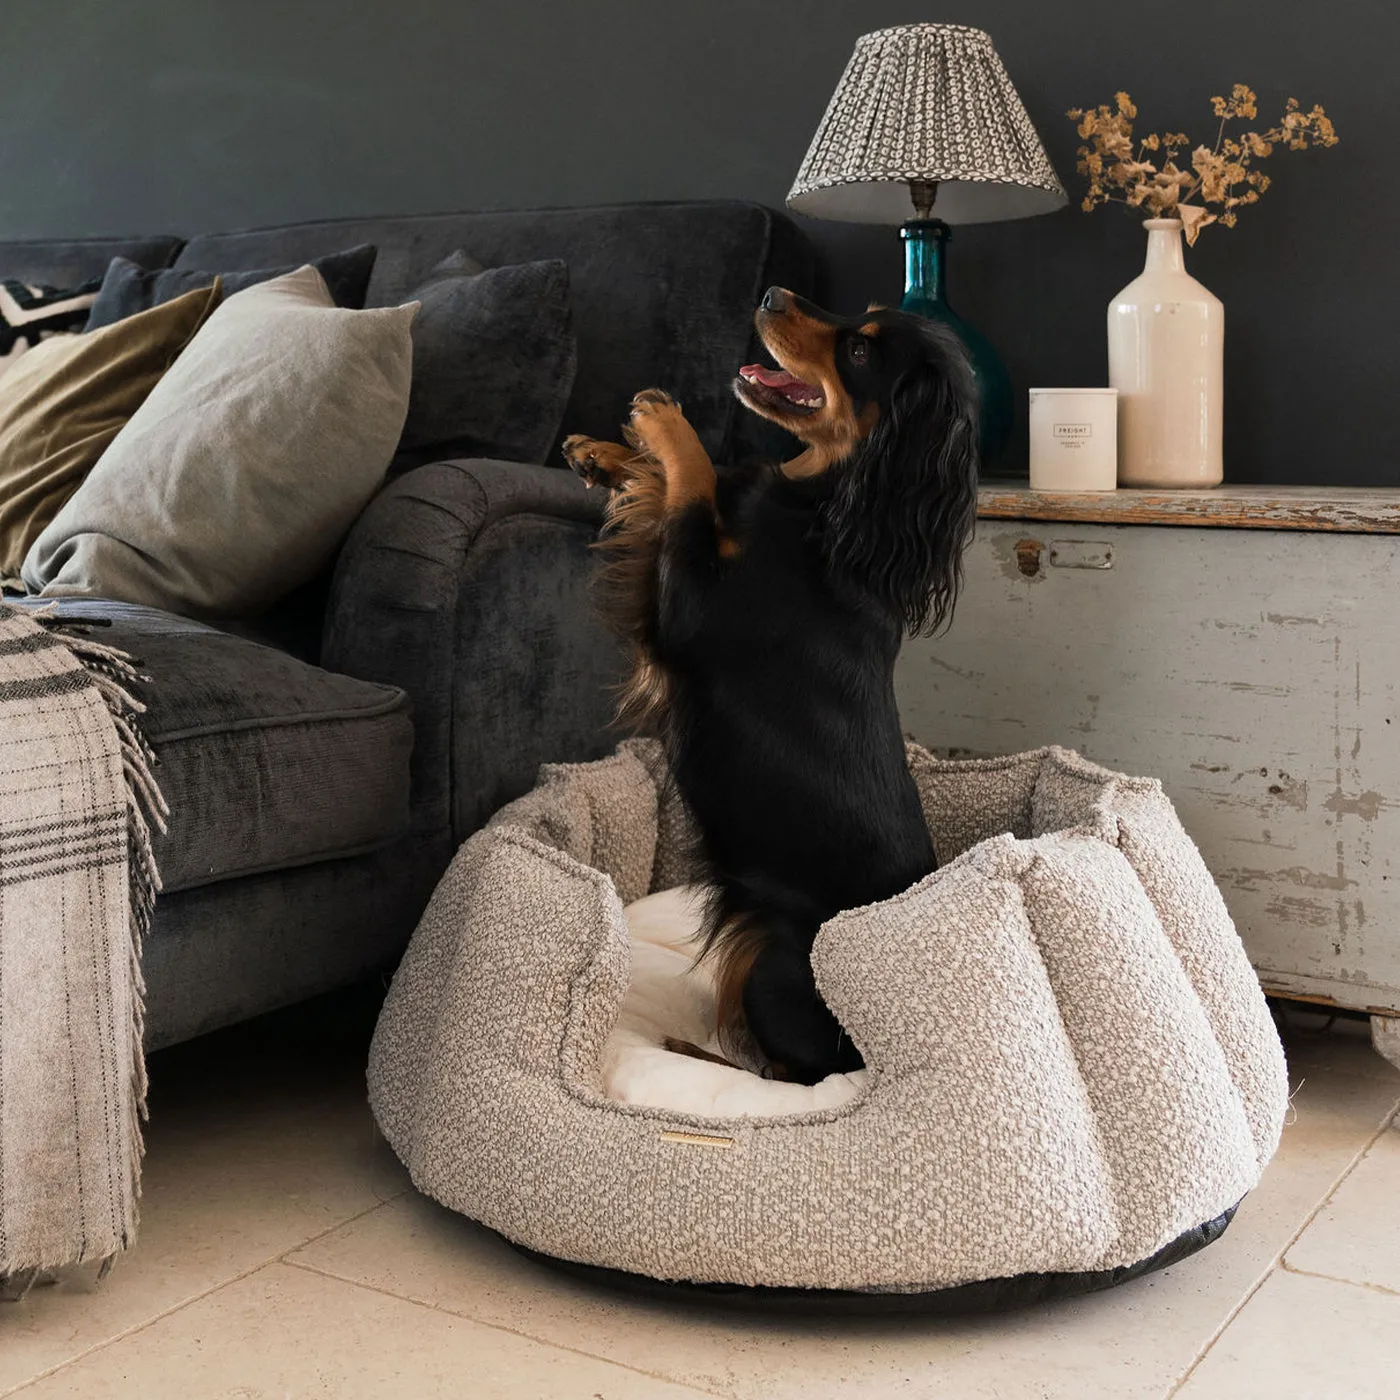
322, 459, 626, 846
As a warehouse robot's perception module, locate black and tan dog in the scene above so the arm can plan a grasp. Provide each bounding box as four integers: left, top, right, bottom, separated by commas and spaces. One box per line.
564, 287, 979, 1084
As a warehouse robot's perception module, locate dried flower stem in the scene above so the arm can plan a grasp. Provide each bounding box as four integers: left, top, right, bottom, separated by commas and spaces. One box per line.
1066, 85, 1338, 244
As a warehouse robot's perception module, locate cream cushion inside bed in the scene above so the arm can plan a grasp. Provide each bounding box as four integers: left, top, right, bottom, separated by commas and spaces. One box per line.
603, 886, 867, 1116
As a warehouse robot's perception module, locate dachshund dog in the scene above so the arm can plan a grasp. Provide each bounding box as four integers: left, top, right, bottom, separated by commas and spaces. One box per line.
563, 287, 979, 1084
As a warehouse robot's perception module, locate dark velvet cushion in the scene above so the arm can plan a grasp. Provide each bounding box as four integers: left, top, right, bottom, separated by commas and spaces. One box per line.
398, 250, 576, 465
18, 600, 413, 893
170, 202, 816, 464
82, 243, 378, 331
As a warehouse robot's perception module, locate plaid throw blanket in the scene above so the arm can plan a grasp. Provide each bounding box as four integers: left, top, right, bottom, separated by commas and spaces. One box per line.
0, 603, 165, 1291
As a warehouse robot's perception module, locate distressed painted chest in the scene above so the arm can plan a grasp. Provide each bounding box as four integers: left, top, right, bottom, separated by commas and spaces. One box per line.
895, 485, 1400, 1054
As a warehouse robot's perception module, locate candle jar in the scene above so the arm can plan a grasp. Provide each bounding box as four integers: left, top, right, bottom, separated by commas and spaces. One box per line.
1028, 388, 1118, 491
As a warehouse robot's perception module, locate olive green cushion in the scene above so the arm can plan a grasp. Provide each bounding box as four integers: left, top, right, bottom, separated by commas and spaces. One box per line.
0, 284, 218, 583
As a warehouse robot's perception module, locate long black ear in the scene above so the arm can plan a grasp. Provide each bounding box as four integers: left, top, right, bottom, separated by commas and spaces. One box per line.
821, 332, 980, 634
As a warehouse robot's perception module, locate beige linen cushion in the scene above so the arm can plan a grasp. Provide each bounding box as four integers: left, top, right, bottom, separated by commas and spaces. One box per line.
22, 266, 417, 617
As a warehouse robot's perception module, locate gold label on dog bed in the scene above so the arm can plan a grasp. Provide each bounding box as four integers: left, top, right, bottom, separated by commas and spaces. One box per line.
659, 1130, 734, 1149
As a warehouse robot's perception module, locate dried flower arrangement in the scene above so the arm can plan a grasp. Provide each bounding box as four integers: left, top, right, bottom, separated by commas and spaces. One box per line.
1067, 86, 1338, 244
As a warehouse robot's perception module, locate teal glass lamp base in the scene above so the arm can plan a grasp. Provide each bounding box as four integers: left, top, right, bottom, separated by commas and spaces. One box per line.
899, 220, 1013, 465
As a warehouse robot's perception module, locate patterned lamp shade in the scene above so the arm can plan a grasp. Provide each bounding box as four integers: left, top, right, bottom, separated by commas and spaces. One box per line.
787, 23, 1066, 225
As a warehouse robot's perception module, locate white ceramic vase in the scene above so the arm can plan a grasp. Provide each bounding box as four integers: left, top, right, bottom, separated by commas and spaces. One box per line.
1108, 218, 1224, 488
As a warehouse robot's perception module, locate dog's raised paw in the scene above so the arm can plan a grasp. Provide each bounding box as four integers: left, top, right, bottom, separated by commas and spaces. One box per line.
629, 388, 679, 418
562, 434, 621, 488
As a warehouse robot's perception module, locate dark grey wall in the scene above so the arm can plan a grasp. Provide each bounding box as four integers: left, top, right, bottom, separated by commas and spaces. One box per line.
3, 0, 1393, 482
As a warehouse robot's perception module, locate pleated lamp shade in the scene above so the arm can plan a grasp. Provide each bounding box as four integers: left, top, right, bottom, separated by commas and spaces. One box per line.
787, 23, 1066, 225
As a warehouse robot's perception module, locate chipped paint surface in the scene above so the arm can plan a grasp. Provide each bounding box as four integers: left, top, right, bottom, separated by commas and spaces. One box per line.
897, 520, 1400, 1015
1323, 788, 1389, 822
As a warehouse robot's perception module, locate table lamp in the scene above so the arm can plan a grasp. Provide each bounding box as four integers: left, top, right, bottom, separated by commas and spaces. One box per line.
786, 23, 1066, 462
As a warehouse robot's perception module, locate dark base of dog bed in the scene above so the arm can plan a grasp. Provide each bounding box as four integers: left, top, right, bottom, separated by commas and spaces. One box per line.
513, 1203, 1239, 1315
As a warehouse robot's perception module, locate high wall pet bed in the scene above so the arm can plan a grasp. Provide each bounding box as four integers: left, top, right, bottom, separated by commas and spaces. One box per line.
368, 739, 1288, 1311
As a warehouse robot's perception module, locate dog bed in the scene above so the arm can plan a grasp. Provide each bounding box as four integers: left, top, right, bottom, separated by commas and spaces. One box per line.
368, 739, 1288, 1308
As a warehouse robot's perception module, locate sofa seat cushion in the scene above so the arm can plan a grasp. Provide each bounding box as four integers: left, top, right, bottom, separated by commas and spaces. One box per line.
24, 600, 413, 893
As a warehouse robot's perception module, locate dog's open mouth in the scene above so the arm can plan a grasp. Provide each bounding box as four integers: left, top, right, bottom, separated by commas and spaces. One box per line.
736, 363, 825, 415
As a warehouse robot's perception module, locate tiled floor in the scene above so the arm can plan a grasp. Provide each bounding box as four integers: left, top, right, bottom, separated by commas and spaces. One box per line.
3, 992, 1397, 1399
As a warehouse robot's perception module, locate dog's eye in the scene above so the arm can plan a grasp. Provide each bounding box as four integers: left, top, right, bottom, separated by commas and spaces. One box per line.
847, 337, 870, 365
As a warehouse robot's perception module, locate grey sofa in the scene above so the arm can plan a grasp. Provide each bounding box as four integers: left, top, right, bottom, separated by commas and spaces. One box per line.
0, 201, 816, 1048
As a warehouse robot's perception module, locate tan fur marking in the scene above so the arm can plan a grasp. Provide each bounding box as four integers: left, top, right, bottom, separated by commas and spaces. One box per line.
627, 390, 717, 510
662, 1038, 742, 1069
779, 401, 879, 480
703, 915, 767, 1063
739, 292, 881, 478
585, 392, 733, 731
591, 453, 672, 727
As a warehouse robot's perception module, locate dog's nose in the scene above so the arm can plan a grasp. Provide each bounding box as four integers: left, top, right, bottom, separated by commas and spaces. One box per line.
760, 286, 788, 315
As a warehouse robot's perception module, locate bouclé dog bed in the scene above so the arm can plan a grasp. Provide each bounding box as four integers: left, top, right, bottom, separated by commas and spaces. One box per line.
368, 740, 1287, 1308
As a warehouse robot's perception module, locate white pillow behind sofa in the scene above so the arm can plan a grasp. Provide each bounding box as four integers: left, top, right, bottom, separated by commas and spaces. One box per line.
22, 265, 417, 617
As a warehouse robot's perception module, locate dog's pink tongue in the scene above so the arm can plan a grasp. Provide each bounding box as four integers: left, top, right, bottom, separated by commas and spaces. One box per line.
741, 364, 808, 390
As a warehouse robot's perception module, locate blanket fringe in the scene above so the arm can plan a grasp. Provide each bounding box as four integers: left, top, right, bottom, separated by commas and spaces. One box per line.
38, 617, 167, 1270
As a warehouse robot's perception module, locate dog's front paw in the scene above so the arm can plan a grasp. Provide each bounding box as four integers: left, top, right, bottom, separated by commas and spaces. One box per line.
562, 434, 625, 489
626, 389, 693, 459
561, 433, 603, 484
629, 388, 680, 420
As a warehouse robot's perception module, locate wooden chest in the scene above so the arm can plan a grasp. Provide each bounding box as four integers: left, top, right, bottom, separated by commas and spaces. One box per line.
895, 486, 1400, 1057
